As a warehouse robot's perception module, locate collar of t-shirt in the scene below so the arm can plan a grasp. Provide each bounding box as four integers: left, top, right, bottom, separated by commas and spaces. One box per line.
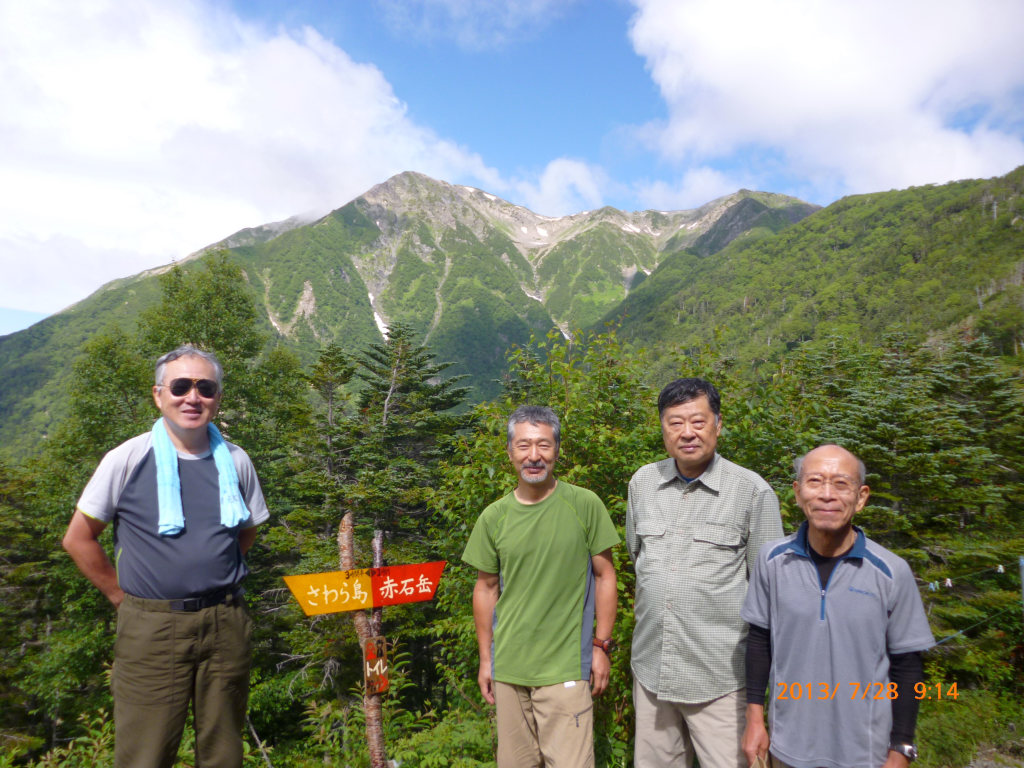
177, 449, 212, 460
677, 470, 697, 483
808, 540, 854, 588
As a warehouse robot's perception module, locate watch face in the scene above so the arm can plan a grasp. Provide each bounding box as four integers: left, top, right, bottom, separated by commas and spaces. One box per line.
892, 745, 917, 761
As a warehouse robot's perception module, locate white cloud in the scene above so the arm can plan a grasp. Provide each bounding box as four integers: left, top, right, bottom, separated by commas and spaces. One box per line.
635, 167, 742, 211
0, 0, 501, 313
375, 0, 580, 49
630, 0, 1024, 196
513, 158, 607, 216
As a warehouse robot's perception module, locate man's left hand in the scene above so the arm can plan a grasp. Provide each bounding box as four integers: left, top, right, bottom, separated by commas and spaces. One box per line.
590, 647, 610, 696
882, 751, 910, 768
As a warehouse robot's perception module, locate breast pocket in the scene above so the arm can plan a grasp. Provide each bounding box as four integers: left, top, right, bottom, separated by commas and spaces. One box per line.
634, 520, 667, 577
690, 524, 746, 573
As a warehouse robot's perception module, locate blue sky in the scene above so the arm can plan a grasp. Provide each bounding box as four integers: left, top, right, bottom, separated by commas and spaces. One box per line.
1, 0, 1023, 332
230, 0, 667, 186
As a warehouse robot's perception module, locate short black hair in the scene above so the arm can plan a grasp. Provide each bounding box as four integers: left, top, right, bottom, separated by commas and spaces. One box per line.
657, 378, 721, 419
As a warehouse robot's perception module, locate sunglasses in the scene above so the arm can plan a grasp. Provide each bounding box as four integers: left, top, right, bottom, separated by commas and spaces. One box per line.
163, 378, 220, 398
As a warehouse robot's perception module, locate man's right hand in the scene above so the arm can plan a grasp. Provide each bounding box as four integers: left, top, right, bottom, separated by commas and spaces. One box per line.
63, 510, 125, 609
742, 703, 770, 766
471, 571, 500, 706
478, 663, 495, 705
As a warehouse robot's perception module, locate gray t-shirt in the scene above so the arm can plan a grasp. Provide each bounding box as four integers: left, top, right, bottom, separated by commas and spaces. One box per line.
741, 523, 934, 768
77, 432, 270, 600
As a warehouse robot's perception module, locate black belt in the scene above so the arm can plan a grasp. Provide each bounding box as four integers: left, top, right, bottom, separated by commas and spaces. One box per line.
168, 585, 244, 612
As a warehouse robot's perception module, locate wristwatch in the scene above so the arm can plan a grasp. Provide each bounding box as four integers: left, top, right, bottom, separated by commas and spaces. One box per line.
888, 744, 918, 763
593, 637, 616, 654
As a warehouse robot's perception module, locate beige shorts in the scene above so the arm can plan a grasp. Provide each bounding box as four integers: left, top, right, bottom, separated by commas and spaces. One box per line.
495, 679, 594, 768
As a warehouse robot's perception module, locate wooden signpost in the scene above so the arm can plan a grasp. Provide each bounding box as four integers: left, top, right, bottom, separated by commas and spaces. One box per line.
363, 636, 389, 695
283, 561, 447, 616
284, 561, 447, 694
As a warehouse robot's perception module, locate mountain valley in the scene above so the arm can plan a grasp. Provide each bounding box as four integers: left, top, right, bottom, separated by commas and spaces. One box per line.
0, 172, 817, 453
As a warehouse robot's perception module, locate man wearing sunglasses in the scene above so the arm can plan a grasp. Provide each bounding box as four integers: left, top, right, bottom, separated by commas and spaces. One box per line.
62, 345, 269, 768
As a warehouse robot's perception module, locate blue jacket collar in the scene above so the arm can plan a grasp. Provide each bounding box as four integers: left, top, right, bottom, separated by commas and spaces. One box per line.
791, 520, 867, 559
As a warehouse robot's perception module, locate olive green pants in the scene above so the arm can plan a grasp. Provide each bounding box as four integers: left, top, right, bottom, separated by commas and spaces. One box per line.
113, 593, 253, 768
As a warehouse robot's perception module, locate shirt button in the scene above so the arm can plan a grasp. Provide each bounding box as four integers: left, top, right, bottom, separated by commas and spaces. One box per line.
671, 566, 676, 571
666, 602, 672, 609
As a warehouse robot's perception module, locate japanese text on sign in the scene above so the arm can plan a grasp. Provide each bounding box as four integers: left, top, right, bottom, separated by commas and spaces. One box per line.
283, 561, 447, 616
364, 636, 390, 695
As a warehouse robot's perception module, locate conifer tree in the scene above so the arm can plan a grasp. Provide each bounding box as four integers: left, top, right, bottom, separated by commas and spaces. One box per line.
303, 323, 469, 768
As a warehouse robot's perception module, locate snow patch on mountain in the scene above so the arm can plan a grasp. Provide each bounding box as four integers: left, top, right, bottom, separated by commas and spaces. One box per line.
367, 292, 388, 338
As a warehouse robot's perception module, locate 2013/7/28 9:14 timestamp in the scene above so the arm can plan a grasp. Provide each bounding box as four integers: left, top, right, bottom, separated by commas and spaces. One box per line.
775, 682, 959, 700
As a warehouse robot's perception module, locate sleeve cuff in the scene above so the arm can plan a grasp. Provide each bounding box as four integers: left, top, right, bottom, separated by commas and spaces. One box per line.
591, 534, 621, 555
248, 507, 270, 526
461, 556, 498, 574
740, 607, 769, 628
888, 638, 936, 654
76, 505, 111, 523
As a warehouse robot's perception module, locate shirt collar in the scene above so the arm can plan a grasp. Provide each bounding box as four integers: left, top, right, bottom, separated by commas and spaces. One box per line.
656, 452, 722, 492
791, 520, 867, 559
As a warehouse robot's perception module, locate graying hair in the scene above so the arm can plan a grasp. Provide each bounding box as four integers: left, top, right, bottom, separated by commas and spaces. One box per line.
154, 345, 224, 387
793, 445, 866, 486
507, 405, 561, 448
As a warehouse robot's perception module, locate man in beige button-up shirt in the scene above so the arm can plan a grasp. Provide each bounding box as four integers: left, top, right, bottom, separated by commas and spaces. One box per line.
627, 378, 783, 768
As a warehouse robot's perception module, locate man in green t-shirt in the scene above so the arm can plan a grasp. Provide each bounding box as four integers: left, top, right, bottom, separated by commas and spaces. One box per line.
463, 405, 620, 768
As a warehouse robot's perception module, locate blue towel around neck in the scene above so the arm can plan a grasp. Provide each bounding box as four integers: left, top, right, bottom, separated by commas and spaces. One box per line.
152, 418, 251, 536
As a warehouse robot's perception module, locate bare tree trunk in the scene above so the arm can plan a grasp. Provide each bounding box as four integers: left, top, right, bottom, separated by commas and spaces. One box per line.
370, 529, 384, 636
246, 714, 273, 768
338, 513, 387, 768
363, 693, 387, 768
338, 512, 371, 643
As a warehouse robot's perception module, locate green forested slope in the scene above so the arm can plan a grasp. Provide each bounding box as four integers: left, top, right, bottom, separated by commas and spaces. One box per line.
228, 201, 384, 351
685, 195, 817, 256
606, 166, 1024, 360
538, 217, 658, 328
661, 192, 819, 256
0, 277, 167, 455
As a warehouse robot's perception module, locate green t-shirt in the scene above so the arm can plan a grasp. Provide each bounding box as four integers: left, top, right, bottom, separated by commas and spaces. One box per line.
461, 481, 620, 687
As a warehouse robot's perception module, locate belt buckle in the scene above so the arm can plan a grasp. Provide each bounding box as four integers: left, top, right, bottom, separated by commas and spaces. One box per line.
178, 597, 202, 612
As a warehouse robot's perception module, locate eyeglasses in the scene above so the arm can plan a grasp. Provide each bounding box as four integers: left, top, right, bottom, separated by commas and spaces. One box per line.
161, 378, 220, 399
799, 474, 859, 494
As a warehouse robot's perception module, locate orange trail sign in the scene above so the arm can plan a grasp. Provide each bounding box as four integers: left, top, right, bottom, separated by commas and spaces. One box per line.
283, 561, 447, 616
